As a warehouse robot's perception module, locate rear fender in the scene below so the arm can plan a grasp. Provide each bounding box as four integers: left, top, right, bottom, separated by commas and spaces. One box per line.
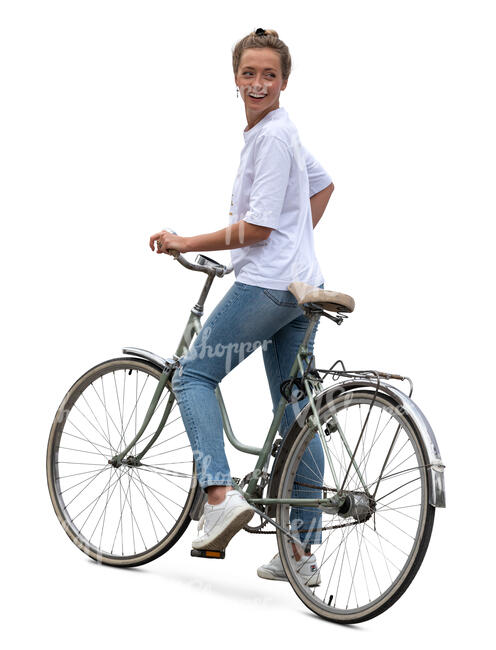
266, 380, 446, 517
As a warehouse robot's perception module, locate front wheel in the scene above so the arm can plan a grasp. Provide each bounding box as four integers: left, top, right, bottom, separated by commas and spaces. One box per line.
275, 390, 435, 624
46, 357, 197, 567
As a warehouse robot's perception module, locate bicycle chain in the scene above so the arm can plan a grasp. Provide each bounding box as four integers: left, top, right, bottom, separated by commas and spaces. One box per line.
246, 520, 360, 534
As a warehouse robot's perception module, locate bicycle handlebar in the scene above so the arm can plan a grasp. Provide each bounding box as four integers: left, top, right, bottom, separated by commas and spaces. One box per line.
162, 227, 234, 278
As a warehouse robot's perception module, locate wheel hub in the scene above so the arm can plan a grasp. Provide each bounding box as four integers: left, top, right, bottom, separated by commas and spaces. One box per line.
122, 455, 142, 467
108, 455, 142, 468
337, 492, 376, 523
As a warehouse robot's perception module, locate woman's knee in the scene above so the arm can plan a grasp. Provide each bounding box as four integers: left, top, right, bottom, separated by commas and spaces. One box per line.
171, 359, 218, 395
171, 362, 186, 393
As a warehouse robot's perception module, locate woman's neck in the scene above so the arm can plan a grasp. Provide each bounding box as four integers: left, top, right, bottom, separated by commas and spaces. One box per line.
244, 103, 280, 132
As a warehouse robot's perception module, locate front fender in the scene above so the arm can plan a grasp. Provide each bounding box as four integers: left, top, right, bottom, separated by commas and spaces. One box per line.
122, 346, 168, 371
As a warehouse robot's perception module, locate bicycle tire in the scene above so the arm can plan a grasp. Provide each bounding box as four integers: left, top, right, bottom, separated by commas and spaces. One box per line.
46, 357, 197, 567
275, 390, 435, 624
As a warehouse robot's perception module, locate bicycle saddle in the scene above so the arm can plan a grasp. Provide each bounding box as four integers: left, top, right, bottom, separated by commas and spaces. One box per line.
288, 281, 355, 313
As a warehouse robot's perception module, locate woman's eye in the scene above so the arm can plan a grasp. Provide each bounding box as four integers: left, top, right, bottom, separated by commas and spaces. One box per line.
242, 71, 275, 77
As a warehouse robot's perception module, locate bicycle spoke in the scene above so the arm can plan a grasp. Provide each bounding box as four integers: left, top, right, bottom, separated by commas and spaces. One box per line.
113, 371, 125, 454
87, 381, 122, 450
139, 462, 193, 481
63, 464, 111, 509
140, 425, 186, 450
132, 473, 181, 524
377, 483, 421, 510
97, 466, 115, 550
144, 444, 191, 460
131, 470, 168, 540
74, 466, 130, 526
376, 476, 421, 504
138, 465, 191, 494
57, 466, 108, 480
71, 403, 116, 455
62, 430, 112, 454
367, 464, 423, 490
58, 465, 110, 496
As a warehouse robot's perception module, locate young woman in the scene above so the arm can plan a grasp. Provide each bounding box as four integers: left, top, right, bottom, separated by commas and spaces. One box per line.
149, 28, 334, 584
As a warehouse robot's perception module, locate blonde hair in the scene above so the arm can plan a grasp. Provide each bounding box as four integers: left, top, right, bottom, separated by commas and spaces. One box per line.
232, 28, 292, 81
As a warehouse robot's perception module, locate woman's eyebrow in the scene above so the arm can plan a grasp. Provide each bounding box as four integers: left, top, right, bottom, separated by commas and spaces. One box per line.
241, 66, 277, 71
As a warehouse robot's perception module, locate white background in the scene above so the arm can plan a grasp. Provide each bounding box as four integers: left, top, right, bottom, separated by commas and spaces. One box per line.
1, 0, 494, 646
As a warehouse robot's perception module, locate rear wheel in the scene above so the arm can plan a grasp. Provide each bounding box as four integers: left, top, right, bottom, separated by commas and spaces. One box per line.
46, 357, 196, 567
276, 390, 435, 624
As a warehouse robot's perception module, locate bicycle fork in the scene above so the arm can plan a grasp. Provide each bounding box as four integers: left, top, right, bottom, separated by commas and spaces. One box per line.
108, 361, 179, 468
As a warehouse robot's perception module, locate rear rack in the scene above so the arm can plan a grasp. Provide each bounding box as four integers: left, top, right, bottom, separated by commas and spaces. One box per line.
280, 358, 413, 404
314, 359, 414, 398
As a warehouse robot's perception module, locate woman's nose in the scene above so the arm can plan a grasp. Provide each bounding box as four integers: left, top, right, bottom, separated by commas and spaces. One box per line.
251, 75, 264, 90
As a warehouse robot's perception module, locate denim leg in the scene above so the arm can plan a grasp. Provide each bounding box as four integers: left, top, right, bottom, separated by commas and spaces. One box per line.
171, 281, 317, 494
262, 284, 325, 545
171, 284, 247, 492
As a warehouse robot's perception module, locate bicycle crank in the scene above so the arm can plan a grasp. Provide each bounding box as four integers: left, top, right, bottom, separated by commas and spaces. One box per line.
234, 473, 270, 532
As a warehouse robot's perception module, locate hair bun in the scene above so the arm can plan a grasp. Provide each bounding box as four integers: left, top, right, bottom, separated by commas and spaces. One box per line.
253, 27, 279, 39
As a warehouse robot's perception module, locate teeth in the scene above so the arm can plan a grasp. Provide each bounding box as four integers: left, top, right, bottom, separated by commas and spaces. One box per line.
249, 93, 266, 98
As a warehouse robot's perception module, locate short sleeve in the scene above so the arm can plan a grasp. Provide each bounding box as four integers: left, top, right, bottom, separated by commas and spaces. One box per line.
243, 135, 292, 230
302, 145, 332, 197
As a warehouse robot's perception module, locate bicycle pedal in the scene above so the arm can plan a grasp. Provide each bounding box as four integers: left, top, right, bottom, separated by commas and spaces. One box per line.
190, 548, 225, 559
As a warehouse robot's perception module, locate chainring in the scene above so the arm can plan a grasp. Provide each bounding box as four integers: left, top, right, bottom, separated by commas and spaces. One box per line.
235, 473, 271, 533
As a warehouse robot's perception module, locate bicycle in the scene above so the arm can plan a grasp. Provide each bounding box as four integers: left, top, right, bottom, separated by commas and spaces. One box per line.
46, 235, 446, 624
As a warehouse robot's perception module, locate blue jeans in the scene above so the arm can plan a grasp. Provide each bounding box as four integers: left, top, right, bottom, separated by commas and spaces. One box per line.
171, 280, 325, 544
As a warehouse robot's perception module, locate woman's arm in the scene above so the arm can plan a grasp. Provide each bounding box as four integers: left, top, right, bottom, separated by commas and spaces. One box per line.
149, 220, 272, 255
310, 182, 334, 229
150, 135, 290, 256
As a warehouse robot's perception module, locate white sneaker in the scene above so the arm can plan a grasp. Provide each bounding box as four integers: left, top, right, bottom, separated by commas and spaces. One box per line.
192, 489, 254, 551
257, 552, 321, 587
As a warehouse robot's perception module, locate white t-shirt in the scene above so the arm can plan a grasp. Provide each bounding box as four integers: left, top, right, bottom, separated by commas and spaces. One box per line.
228, 106, 332, 291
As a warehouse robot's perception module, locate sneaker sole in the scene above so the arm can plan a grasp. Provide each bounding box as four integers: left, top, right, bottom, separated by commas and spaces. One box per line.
298, 572, 321, 587
257, 566, 321, 587
192, 506, 254, 551
256, 567, 288, 581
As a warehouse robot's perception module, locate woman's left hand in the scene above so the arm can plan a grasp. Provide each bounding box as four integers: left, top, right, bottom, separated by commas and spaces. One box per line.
149, 230, 189, 255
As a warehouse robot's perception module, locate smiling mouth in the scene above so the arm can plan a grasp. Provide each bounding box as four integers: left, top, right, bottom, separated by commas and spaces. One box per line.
248, 92, 267, 100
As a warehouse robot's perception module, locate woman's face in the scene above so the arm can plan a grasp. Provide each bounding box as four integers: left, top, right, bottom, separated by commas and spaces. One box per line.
235, 47, 288, 114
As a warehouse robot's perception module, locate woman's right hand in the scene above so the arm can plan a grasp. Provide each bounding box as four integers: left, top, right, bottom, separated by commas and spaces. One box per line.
149, 230, 189, 255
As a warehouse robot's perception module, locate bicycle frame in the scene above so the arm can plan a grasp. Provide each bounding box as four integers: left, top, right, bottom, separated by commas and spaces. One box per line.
110, 267, 349, 513
111, 253, 445, 515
